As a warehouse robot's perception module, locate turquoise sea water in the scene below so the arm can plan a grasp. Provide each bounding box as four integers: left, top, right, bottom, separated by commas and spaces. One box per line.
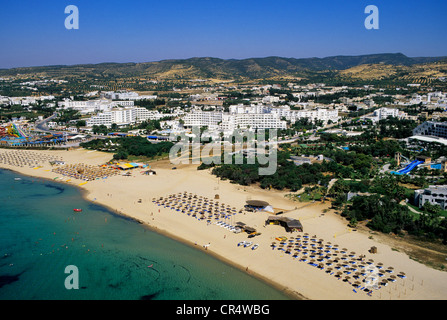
0, 169, 291, 300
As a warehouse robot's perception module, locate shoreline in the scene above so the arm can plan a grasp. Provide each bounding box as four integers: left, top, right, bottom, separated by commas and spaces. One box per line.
1, 148, 447, 300
0, 165, 304, 300
78, 180, 306, 300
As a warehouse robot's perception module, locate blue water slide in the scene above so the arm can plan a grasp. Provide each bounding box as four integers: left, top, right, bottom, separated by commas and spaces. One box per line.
391, 160, 423, 175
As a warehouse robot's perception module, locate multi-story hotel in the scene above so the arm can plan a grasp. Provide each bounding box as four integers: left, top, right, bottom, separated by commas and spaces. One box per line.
182, 111, 287, 130
413, 121, 447, 139
86, 107, 167, 127
61, 99, 134, 114
182, 103, 339, 130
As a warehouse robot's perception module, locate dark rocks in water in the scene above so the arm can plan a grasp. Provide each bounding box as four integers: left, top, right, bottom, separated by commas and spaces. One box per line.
0, 273, 21, 289
44, 183, 65, 194
140, 291, 161, 300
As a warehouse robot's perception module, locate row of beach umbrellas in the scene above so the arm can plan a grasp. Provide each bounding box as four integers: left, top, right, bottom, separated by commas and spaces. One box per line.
271, 234, 407, 295
152, 192, 242, 220
0, 149, 62, 168
52, 163, 119, 181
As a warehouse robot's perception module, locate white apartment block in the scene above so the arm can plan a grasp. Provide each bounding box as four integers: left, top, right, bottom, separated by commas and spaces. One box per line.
182, 111, 223, 127
182, 104, 337, 130
268, 106, 339, 124
292, 108, 339, 124
373, 107, 400, 120
262, 96, 280, 104
86, 108, 134, 127
101, 91, 158, 100
229, 104, 339, 124
86, 107, 167, 128
134, 107, 171, 121
413, 121, 447, 139
222, 113, 287, 130
101, 91, 139, 100
62, 99, 134, 114
365, 107, 404, 123
229, 104, 271, 114
182, 110, 286, 131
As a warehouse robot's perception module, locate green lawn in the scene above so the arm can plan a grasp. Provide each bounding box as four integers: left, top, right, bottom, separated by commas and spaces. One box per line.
407, 202, 447, 218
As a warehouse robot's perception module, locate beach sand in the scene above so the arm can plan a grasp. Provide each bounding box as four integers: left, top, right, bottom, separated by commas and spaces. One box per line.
1, 147, 447, 300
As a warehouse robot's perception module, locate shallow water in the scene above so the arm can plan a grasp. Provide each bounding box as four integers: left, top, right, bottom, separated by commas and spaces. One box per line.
0, 169, 291, 300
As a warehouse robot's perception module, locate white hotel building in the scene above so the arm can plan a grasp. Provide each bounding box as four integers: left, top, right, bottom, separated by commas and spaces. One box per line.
61, 99, 135, 115
86, 107, 168, 127
373, 107, 401, 121
286, 108, 339, 124
182, 104, 339, 130
100, 91, 158, 101
182, 111, 286, 131
231, 104, 339, 124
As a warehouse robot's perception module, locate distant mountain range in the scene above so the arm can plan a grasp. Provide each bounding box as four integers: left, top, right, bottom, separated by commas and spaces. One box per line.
1, 53, 446, 82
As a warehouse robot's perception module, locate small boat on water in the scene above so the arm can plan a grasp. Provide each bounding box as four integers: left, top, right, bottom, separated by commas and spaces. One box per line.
73, 209, 82, 212
14, 178, 21, 181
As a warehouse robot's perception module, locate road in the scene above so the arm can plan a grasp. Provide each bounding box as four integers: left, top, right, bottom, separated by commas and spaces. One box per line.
34, 113, 57, 133
34, 113, 106, 141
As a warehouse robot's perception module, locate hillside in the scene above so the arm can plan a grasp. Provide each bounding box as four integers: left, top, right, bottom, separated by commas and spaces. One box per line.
339, 58, 447, 84
0, 53, 446, 83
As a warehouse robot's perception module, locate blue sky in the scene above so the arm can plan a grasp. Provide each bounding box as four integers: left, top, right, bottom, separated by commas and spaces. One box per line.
0, 0, 446, 68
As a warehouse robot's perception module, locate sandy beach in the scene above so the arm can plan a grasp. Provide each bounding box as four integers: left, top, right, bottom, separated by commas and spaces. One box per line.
1, 148, 447, 300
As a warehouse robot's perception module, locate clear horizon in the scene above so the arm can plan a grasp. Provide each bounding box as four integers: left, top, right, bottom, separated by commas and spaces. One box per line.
1, 0, 446, 69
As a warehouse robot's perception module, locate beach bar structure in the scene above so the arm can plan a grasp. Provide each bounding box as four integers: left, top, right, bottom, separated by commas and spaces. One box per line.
266, 216, 303, 232
235, 222, 257, 234
245, 200, 274, 213
114, 162, 141, 170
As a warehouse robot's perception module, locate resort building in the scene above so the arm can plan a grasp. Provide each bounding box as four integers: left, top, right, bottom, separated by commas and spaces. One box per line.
181, 110, 286, 130
269, 106, 339, 124
223, 113, 286, 130
181, 104, 337, 131
86, 107, 167, 127
363, 107, 405, 123
61, 99, 134, 114
182, 111, 223, 128
100, 91, 158, 100
412, 121, 447, 139
373, 107, 401, 120
414, 185, 447, 210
